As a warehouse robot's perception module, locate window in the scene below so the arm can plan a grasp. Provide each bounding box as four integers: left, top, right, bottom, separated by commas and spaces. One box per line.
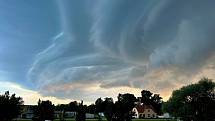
152, 114, 155, 117
148, 109, 150, 112
139, 114, 145, 118
148, 114, 150, 117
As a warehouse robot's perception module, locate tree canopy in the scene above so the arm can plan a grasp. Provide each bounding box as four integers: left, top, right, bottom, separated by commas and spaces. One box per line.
141, 90, 163, 114
33, 99, 55, 121
95, 93, 136, 121
114, 93, 136, 121
163, 77, 215, 121
75, 101, 86, 121
0, 91, 24, 121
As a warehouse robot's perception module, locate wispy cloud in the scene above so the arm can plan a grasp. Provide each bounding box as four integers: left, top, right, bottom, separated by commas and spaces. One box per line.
26, 0, 215, 102
0, 81, 74, 105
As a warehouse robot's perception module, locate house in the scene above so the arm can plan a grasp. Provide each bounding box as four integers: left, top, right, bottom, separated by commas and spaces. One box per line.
54, 111, 76, 118
54, 111, 62, 118
20, 105, 35, 119
132, 103, 157, 119
65, 111, 76, 118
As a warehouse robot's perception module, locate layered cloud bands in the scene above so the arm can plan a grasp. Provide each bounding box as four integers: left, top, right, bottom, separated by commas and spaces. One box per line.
28, 0, 215, 102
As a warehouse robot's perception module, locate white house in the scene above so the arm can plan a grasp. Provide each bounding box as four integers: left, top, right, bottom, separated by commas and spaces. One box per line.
65, 111, 76, 118
133, 103, 157, 119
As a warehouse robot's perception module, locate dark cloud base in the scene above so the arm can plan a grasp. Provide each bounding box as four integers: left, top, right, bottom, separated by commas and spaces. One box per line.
27, 0, 215, 101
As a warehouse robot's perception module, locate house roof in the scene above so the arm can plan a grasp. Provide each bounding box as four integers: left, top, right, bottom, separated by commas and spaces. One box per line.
135, 104, 145, 113
134, 104, 156, 113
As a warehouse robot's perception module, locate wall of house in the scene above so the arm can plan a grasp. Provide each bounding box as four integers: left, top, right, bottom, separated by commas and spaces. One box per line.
139, 109, 157, 118
132, 108, 139, 118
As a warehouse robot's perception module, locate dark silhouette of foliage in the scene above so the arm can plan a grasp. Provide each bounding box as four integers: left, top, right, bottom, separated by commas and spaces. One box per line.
103, 97, 115, 121
95, 94, 136, 121
95, 97, 116, 121
55, 104, 69, 111
69, 101, 78, 112
33, 99, 55, 121
141, 90, 153, 105
75, 100, 86, 121
163, 77, 215, 121
87, 104, 96, 114
0, 91, 24, 121
114, 93, 136, 121
55, 101, 78, 120
55, 101, 78, 112
95, 98, 104, 121
141, 90, 163, 114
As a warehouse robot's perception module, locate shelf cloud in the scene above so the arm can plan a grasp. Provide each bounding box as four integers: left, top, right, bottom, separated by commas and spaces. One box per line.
1, 0, 215, 103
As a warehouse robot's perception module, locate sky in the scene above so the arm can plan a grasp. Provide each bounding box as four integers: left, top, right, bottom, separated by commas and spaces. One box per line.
1, 0, 215, 105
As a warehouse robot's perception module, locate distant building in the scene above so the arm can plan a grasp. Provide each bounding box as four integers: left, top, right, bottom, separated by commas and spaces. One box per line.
132, 103, 157, 119
86, 113, 95, 119
19, 105, 95, 119
65, 111, 76, 118
54, 111, 62, 118
54, 111, 76, 119
20, 105, 35, 119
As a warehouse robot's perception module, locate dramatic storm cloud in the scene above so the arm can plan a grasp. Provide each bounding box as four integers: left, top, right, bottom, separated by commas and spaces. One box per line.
1, 0, 215, 103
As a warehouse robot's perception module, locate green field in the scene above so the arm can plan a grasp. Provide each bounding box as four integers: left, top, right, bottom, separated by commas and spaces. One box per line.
15, 119, 176, 121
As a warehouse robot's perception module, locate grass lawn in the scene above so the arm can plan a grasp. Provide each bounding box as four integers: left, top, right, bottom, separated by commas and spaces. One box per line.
15, 119, 176, 121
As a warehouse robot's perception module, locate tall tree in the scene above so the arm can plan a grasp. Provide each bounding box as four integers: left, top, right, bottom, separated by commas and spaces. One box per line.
163, 78, 215, 121
103, 98, 115, 121
69, 101, 78, 112
114, 93, 136, 121
87, 104, 96, 114
141, 90, 163, 114
141, 90, 153, 105
95, 97, 115, 121
75, 100, 86, 121
0, 91, 24, 121
33, 99, 55, 121
95, 94, 136, 121
95, 98, 104, 121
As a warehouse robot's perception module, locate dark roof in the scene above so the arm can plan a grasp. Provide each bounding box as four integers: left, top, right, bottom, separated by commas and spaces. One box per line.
134, 104, 156, 113
135, 104, 145, 113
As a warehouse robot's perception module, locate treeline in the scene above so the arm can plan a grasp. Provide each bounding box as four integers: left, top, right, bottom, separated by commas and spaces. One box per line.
0, 91, 24, 121
53, 90, 162, 121
163, 78, 215, 121
0, 90, 162, 121
0, 77, 215, 121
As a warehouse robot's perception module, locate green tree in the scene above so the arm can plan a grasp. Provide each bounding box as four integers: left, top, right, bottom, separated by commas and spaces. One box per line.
163, 78, 215, 121
95, 97, 115, 121
0, 91, 24, 121
114, 93, 136, 121
141, 90, 163, 114
103, 97, 115, 121
95, 94, 136, 121
33, 99, 55, 121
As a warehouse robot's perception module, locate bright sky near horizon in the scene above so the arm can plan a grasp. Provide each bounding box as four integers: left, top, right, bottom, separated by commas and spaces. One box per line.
1, 0, 215, 105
